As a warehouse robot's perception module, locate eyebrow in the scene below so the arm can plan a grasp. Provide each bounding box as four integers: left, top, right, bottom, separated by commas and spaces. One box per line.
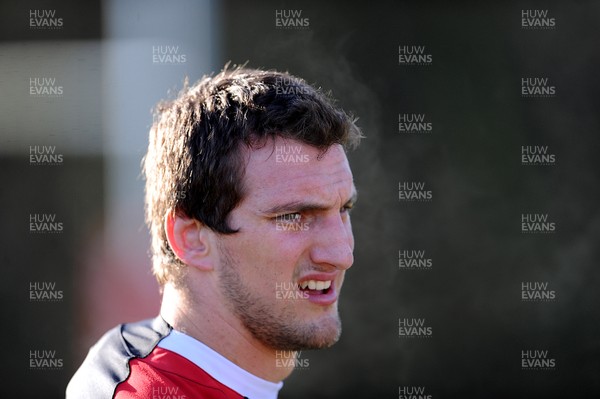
261, 191, 358, 215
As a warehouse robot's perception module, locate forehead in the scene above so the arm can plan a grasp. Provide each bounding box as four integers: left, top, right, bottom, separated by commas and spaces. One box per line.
241, 137, 354, 206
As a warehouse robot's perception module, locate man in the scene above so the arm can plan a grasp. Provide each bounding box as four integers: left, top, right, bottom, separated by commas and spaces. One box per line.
67, 66, 362, 398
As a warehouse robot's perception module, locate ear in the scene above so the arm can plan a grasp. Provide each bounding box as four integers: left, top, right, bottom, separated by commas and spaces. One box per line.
164, 211, 213, 271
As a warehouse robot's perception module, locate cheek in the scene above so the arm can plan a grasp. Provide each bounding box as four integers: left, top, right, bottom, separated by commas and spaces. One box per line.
225, 229, 307, 285
261, 232, 308, 282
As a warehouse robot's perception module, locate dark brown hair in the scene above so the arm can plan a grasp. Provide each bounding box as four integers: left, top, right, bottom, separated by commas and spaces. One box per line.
144, 66, 362, 285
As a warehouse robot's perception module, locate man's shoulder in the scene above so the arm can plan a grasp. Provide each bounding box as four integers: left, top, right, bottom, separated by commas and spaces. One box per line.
114, 347, 246, 399
66, 317, 171, 399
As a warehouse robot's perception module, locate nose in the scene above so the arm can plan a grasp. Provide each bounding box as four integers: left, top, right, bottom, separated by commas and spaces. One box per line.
309, 212, 354, 270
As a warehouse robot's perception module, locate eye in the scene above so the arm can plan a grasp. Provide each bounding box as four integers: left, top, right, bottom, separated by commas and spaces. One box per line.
340, 203, 354, 214
274, 212, 302, 223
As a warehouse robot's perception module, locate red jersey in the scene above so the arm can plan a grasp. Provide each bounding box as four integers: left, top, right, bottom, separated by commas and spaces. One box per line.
67, 317, 282, 399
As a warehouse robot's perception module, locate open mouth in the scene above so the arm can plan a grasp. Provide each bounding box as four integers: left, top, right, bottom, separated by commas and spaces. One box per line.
298, 280, 332, 295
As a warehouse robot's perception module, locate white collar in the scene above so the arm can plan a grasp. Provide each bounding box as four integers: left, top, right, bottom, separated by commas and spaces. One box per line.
158, 329, 283, 399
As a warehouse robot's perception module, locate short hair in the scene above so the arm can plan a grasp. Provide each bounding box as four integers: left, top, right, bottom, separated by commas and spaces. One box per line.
143, 66, 362, 285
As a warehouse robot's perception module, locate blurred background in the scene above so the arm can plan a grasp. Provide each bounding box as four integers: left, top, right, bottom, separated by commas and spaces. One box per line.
1, 0, 599, 397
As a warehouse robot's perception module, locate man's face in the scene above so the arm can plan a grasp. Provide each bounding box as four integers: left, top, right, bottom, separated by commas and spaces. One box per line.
215, 137, 356, 351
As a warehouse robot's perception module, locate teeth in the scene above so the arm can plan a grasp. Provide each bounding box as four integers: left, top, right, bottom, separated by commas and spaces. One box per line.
299, 280, 332, 291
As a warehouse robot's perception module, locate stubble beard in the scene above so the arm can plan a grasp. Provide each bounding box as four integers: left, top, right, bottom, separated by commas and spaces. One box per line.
217, 242, 342, 351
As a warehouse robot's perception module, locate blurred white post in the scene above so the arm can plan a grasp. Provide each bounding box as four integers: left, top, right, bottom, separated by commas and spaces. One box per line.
88, 0, 219, 342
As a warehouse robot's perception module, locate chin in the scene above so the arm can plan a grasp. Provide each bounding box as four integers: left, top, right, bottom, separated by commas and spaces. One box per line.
310, 314, 342, 348
285, 315, 343, 350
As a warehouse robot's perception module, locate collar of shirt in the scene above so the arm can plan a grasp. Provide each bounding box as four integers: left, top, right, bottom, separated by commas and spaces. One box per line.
158, 329, 284, 399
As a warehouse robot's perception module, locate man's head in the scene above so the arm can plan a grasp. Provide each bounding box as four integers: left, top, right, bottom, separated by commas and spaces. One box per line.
144, 66, 362, 350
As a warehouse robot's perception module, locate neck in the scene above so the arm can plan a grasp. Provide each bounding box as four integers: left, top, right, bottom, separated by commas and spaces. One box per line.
160, 282, 295, 383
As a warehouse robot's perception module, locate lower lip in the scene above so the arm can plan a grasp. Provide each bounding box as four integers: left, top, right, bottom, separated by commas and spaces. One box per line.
304, 284, 338, 306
